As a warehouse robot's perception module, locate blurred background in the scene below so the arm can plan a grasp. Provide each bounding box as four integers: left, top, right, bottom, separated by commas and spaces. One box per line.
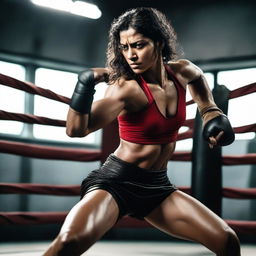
0, 0, 255, 243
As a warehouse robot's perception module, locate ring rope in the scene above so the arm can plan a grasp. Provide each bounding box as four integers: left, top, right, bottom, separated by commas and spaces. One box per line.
1, 110, 255, 137
222, 187, 256, 199
233, 123, 256, 134
1, 139, 255, 165
0, 211, 255, 234
177, 130, 193, 141
2, 73, 254, 107
0, 140, 101, 162
0, 110, 66, 127
1, 184, 189, 196
116, 217, 256, 234
1, 109, 255, 138
0, 73, 70, 104
0, 183, 80, 196
222, 154, 256, 165
0, 184, 191, 196
1, 183, 256, 199
229, 82, 256, 99
186, 99, 194, 106
0, 111, 194, 130
0, 211, 67, 225
0, 140, 192, 162
177, 82, 256, 106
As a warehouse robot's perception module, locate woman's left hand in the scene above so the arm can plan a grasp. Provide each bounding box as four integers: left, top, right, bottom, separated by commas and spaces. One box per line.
202, 111, 235, 148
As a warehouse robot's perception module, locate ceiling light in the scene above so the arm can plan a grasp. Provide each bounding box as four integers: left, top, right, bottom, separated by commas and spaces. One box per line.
31, 0, 102, 19
71, 1, 101, 19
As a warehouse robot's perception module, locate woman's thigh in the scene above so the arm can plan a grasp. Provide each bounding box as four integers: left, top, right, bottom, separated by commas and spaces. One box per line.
60, 189, 119, 237
144, 190, 231, 252
43, 189, 120, 256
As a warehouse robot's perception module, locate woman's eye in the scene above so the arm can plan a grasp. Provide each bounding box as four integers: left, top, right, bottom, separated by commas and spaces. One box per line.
120, 45, 128, 51
135, 43, 145, 49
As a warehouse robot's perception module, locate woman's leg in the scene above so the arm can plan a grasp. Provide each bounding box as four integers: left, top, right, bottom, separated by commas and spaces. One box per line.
42, 189, 119, 256
145, 190, 240, 256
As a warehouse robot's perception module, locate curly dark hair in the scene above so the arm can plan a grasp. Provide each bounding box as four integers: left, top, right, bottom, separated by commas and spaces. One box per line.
106, 7, 179, 83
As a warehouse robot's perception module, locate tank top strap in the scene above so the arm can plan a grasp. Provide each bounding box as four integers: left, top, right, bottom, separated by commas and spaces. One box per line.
138, 76, 154, 104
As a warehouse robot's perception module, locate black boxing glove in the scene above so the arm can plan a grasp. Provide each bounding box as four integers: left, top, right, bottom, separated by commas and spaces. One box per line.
70, 69, 95, 114
202, 114, 235, 146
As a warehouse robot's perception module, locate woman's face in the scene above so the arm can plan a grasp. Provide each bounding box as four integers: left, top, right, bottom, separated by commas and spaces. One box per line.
119, 27, 159, 74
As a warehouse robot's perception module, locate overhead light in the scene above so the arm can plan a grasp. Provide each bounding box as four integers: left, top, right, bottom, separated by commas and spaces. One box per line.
31, 0, 102, 19
71, 1, 101, 19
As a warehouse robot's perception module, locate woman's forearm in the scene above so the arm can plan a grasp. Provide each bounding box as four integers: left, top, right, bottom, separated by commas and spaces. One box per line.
66, 68, 109, 137
188, 74, 217, 114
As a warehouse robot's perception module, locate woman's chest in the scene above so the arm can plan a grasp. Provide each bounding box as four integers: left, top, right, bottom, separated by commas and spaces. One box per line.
127, 80, 179, 118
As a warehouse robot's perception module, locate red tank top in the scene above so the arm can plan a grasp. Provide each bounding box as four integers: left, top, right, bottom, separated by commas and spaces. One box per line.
118, 65, 186, 144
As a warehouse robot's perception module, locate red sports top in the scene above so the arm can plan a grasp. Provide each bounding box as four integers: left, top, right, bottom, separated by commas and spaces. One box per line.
118, 65, 186, 145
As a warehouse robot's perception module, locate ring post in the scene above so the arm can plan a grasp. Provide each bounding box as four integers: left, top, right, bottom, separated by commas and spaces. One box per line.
191, 84, 230, 216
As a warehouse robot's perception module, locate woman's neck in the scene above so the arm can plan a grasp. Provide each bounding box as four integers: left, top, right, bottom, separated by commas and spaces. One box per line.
141, 59, 167, 88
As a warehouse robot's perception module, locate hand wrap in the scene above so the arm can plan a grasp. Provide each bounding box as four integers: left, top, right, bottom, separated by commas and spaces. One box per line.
70, 69, 95, 114
202, 114, 235, 146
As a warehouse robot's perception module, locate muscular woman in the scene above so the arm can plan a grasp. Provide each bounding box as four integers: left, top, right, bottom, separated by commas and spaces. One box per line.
43, 7, 240, 256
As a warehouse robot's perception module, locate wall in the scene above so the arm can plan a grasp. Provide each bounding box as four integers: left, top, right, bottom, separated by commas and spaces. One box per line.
0, 1, 255, 66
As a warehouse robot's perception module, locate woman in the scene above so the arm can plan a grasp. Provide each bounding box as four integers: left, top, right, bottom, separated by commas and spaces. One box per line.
43, 7, 240, 256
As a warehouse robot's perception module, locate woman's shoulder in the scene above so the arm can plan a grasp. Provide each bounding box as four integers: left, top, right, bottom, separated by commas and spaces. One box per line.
105, 76, 140, 99
167, 59, 197, 71
167, 59, 203, 84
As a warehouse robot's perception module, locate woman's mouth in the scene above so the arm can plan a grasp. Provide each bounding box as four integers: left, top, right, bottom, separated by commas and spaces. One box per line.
130, 63, 141, 69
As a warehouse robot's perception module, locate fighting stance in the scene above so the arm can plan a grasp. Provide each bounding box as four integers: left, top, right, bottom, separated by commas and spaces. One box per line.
43, 7, 240, 256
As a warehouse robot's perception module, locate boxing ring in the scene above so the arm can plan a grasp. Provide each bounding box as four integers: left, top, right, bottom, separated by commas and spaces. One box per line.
0, 73, 256, 237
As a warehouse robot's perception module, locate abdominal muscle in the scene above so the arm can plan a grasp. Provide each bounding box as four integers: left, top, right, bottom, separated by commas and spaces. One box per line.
114, 139, 176, 170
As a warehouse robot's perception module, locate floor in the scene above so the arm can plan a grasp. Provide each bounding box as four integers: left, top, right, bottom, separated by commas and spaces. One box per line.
0, 241, 256, 256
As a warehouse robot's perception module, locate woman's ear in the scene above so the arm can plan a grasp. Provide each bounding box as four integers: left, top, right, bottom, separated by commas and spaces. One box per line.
156, 41, 164, 50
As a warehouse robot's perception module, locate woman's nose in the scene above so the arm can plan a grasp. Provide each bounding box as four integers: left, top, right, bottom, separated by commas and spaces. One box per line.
127, 48, 138, 61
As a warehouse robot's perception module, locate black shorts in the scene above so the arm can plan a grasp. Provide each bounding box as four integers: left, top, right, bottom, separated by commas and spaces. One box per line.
80, 154, 178, 220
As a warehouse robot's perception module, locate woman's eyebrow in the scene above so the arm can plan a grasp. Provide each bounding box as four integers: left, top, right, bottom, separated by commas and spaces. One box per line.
120, 39, 146, 46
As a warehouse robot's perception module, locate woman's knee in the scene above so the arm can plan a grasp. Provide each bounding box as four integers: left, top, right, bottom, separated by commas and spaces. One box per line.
223, 227, 240, 256
56, 231, 94, 256
216, 227, 240, 256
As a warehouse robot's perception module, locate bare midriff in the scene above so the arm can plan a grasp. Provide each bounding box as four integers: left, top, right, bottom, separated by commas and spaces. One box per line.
114, 139, 176, 170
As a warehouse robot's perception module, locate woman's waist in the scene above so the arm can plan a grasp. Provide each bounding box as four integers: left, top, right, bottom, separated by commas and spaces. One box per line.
113, 139, 176, 170
100, 154, 170, 185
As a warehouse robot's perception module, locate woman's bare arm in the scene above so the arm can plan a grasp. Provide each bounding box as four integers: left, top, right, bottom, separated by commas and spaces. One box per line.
66, 68, 126, 137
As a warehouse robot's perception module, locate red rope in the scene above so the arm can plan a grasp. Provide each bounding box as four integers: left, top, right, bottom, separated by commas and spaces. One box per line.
229, 83, 256, 99
233, 123, 256, 133
0, 183, 80, 196
0, 73, 199, 107
186, 99, 194, 106
223, 187, 256, 199
222, 154, 256, 165
1, 73, 255, 107
177, 129, 193, 141
0, 140, 101, 162
170, 152, 192, 161
0, 183, 191, 196
1, 211, 255, 234
0, 140, 191, 162
226, 220, 256, 235
184, 118, 195, 128
0, 110, 66, 127
2, 183, 256, 199
0, 73, 70, 104
0, 212, 67, 225
1, 109, 255, 136
116, 218, 256, 234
